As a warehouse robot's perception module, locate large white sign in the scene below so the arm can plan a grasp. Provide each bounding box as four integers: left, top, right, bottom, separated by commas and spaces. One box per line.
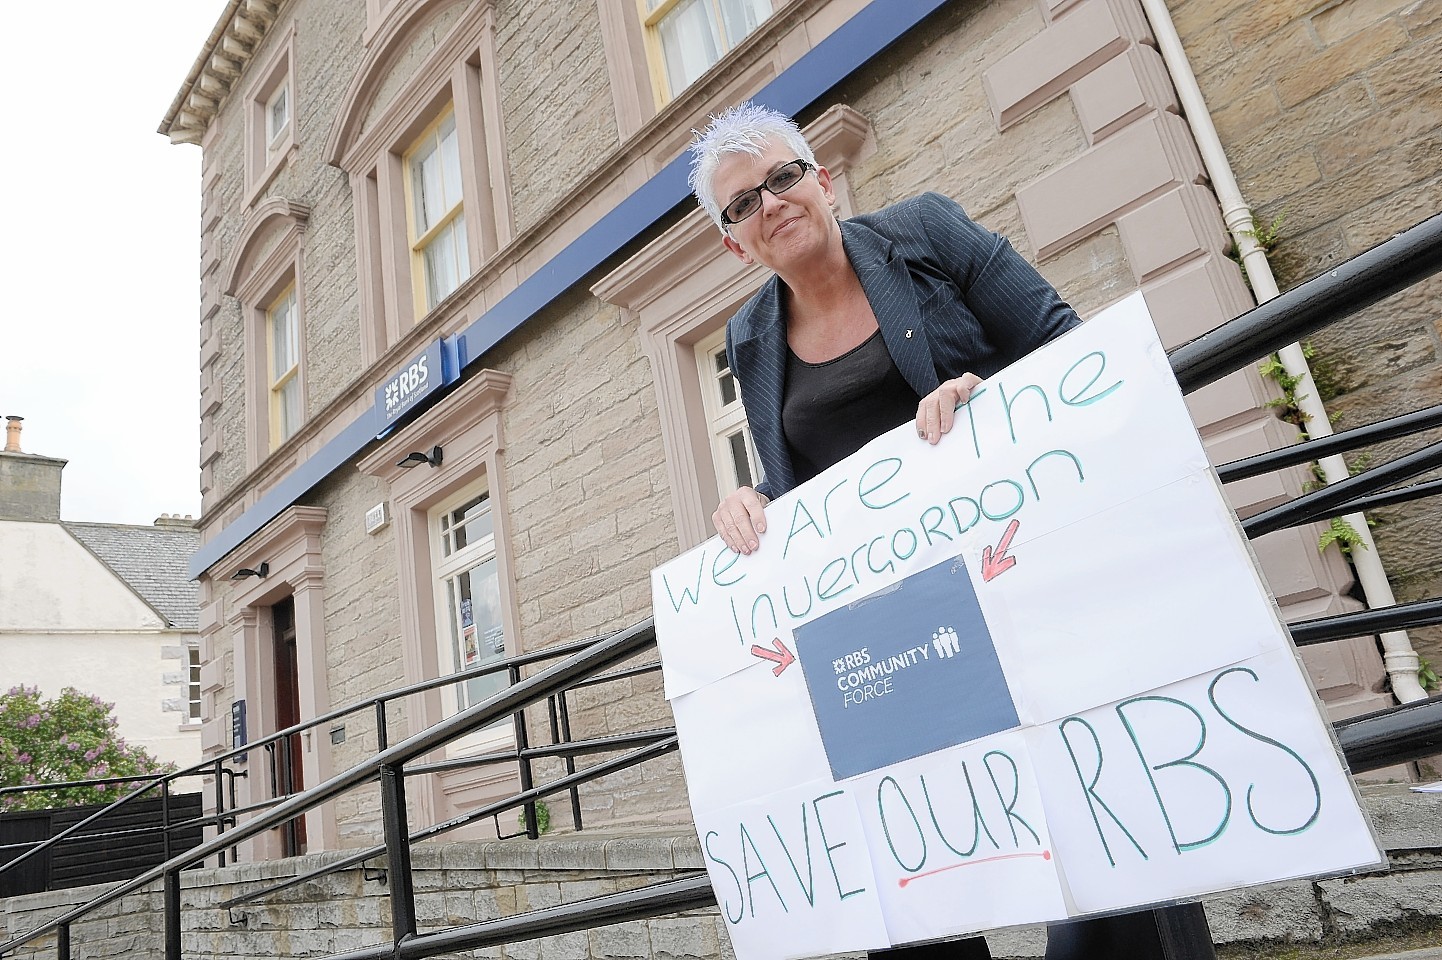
651, 294, 1383, 960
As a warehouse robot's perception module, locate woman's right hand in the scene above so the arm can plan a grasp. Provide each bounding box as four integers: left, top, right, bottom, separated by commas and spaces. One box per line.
712, 486, 770, 556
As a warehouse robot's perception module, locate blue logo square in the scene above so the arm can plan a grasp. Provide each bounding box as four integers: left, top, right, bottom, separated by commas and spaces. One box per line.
793, 555, 1019, 780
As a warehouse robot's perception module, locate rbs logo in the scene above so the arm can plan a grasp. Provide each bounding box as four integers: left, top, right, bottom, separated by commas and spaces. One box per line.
384, 355, 430, 415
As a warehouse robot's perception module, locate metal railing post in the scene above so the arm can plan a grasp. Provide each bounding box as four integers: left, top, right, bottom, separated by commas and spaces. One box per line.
1154, 903, 1217, 959
265, 742, 278, 805
160, 779, 174, 862
212, 760, 227, 868
285, 733, 302, 855
375, 701, 389, 752
164, 868, 182, 960
57, 923, 69, 960
550, 694, 582, 832
224, 766, 242, 864
510, 664, 538, 839
380, 763, 418, 946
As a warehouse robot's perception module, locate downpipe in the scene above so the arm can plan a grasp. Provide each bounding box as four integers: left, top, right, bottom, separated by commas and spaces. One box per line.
1137, 0, 1428, 702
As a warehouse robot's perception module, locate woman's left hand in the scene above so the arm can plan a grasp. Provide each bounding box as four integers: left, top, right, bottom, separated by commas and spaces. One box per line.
916, 373, 983, 444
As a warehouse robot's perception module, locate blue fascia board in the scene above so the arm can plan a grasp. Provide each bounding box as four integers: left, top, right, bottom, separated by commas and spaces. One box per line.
190, 0, 954, 578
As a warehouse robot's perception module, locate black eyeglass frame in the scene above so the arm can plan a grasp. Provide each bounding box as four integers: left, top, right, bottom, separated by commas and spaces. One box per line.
719, 159, 817, 228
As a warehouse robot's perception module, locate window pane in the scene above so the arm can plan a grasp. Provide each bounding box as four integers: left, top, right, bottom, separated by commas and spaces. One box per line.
267, 85, 289, 143
712, 347, 738, 405
446, 557, 507, 710
716, 0, 772, 47
188, 648, 202, 721
270, 290, 297, 381
422, 216, 468, 309
277, 376, 302, 441
659, 0, 720, 94
728, 430, 753, 488
447, 492, 493, 554
413, 140, 443, 233
438, 113, 462, 212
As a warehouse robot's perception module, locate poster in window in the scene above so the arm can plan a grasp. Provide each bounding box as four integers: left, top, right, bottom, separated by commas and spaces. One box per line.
460, 597, 479, 666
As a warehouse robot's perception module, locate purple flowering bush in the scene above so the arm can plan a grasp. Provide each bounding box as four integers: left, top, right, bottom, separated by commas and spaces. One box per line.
0, 686, 174, 811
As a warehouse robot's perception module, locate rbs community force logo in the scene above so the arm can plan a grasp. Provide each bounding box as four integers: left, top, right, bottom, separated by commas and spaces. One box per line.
829, 624, 964, 710
795, 556, 1019, 780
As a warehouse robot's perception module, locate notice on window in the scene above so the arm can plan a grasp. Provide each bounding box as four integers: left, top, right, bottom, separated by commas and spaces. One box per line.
651, 293, 1383, 960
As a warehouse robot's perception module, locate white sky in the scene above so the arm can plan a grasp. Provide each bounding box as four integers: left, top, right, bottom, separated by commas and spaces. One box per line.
1, 3, 231, 525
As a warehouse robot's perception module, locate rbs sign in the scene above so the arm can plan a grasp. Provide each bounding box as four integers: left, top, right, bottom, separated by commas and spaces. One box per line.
376, 339, 446, 428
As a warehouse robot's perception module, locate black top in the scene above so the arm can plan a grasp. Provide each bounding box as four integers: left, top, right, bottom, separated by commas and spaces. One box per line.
781, 328, 922, 485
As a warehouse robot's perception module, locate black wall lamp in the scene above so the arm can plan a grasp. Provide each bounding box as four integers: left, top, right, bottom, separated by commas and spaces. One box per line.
231, 562, 270, 580
397, 445, 443, 469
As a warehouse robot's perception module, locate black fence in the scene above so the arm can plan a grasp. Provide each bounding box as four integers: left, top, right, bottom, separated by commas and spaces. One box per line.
0, 794, 204, 898
2, 210, 1441, 960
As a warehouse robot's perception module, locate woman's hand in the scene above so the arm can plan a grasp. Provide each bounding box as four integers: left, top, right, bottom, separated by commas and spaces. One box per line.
713, 486, 771, 555
916, 373, 983, 444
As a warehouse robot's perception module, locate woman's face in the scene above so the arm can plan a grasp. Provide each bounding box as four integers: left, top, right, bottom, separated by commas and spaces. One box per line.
714, 138, 837, 275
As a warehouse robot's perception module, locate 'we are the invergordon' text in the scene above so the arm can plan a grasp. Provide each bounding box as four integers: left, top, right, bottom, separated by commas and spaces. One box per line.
661, 350, 1124, 645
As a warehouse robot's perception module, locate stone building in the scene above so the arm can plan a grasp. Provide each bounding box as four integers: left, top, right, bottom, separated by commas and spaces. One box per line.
0, 418, 203, 771
158, 0, 1440, 861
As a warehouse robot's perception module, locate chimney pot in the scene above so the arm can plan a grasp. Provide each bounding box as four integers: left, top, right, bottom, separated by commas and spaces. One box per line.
4, 416, 22, 453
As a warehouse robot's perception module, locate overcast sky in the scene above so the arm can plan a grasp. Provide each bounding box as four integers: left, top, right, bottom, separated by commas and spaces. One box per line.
1, 3, 230, 525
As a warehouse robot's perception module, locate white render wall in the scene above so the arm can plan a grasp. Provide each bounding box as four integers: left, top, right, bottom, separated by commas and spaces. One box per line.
0, 520, 201, 772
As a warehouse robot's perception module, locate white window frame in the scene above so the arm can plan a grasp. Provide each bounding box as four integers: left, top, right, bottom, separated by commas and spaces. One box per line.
186, 645, 203, 724
266, 81, 291, 154
266, 283, 302, 449
694, 327, 762, 493
428, 481, 513, 756
244, 25, 298, 207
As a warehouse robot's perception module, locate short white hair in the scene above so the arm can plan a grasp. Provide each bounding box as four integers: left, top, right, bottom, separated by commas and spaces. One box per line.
688, 102, 817, 232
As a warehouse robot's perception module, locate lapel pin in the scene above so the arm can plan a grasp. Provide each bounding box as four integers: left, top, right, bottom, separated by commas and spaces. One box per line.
905, 329, 913, 339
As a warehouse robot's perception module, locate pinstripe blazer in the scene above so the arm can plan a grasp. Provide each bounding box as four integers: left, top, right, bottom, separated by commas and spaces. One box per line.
726, 192, 1080, 500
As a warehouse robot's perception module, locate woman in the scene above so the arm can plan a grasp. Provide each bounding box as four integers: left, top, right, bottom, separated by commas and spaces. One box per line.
689, 104, 1167, 960
690, 103, 1079, 557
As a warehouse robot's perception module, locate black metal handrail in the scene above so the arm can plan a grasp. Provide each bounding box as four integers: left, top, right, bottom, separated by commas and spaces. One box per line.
1215, 401, 1442, 484
0, 632, 607, 885
1289, 597, 1442, 647
215, 728, 677, 911
1336, 694, 1442, 772
1241, 437, 1442, 539
1169, 210, 1442, 394
0, 619, 658, 956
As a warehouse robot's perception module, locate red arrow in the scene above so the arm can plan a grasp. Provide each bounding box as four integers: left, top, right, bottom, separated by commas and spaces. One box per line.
751, 638, 796, 676
981, 518, 1021, 581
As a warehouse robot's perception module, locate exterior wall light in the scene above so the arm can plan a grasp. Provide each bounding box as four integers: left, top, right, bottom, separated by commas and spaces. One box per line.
231, 562, 270, 580
396, 445, 443, 469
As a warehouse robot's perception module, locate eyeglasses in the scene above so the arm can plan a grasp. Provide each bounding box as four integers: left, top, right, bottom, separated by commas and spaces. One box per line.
720, 159, 816, 227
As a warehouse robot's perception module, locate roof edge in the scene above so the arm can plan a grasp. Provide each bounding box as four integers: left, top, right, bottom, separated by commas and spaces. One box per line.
158, 0, 280, 145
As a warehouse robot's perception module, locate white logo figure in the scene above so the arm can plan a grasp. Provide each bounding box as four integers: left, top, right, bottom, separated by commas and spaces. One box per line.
932, 626, 961, 659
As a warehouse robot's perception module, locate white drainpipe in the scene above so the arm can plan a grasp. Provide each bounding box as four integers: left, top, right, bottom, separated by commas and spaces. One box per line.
1138, 0, 1428, 702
